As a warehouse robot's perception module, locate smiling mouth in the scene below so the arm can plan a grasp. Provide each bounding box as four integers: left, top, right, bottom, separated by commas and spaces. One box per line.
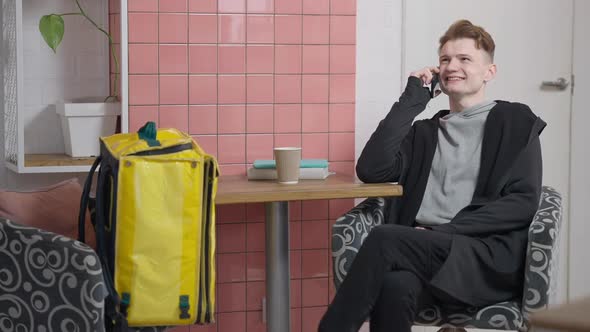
445, 77, 465, 82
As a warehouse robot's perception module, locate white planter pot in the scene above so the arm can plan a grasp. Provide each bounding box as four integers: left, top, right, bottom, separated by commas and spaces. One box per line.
56, 98, 121, 157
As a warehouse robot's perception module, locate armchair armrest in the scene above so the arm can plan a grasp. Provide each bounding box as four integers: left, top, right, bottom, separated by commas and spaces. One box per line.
521, 186, 563, 318
331, 197, 387, 289
0, 218, 107, 331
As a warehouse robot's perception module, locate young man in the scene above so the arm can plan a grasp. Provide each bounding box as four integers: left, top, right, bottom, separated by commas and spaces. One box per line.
318, 20, 545, 332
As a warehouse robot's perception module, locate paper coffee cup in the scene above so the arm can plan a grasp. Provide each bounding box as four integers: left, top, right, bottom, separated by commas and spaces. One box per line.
274, 147, 302, 184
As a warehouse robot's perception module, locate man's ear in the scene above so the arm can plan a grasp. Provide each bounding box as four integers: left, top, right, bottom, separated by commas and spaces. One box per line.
484, 64, 497, 83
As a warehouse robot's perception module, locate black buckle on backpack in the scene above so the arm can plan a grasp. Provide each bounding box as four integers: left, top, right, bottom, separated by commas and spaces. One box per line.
110, 312, 129, 332
105, 295, 128, 332
179, 295, 191, 319
120, 292, 131, 317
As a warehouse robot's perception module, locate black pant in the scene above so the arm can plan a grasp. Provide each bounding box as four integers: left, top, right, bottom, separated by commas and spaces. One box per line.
319, 224, 462, 332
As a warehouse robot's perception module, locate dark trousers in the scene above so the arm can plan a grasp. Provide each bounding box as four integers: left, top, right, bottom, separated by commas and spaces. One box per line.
319, 224, 463, 332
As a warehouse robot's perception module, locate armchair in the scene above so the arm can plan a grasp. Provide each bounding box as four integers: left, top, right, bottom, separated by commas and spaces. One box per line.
0, 218, 107, 331
331, 186, 563, 331
0, 201, 188, 332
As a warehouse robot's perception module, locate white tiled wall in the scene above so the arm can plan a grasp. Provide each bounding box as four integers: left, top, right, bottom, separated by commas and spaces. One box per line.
0, 0, 109, 189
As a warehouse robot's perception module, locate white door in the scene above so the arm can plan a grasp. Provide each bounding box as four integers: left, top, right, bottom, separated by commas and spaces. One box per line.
570, 0, 590, 303
402, 1, 573, 331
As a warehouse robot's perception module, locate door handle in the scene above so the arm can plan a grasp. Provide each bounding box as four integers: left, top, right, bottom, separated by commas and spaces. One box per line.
541, 77, 569, 90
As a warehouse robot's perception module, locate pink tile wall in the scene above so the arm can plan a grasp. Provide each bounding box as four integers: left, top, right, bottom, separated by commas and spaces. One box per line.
117, 0, 357, 331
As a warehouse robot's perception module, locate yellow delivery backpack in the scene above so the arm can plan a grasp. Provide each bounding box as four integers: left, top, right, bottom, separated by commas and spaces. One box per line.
78, 122, 219, 330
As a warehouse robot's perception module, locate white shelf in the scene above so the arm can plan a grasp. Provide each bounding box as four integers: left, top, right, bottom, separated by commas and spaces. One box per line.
5, 154, 95, 173
2, 0, 113, 173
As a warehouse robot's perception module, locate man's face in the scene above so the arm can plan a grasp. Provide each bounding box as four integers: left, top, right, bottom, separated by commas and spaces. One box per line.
438, 38, 496, 99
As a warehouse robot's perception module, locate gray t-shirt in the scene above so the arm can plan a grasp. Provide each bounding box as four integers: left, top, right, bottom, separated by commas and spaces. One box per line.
415, 100, 497, 226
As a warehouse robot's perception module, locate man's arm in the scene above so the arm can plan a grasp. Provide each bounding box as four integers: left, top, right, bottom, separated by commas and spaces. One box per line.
356, 76, 430, 183
430, 136, 543, 236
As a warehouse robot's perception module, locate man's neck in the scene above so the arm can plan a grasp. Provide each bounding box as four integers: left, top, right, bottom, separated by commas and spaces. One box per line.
448, 92, 487, 113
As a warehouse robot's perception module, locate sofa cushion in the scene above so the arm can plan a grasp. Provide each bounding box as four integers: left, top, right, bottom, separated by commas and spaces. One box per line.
0, 178, 95, 248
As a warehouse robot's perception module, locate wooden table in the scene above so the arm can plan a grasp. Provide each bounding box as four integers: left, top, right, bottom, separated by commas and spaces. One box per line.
530, 297, 590, 331
216, 174, 402, 332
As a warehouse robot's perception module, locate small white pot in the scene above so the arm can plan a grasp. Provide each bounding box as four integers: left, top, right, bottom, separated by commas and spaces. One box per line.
56, 98, 121, 157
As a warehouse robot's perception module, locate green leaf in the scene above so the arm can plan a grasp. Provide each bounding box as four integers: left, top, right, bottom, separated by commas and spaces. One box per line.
39, 14, 64, 53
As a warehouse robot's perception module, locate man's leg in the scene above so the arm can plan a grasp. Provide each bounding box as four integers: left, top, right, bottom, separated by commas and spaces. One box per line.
369, 270, 424, 332
318, 224, 453, 332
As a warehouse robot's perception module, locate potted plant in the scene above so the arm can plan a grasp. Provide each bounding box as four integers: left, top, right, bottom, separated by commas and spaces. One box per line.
39, 0, 120, 157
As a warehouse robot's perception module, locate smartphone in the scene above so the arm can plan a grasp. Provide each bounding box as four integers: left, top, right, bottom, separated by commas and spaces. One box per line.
430, 73, 441, 98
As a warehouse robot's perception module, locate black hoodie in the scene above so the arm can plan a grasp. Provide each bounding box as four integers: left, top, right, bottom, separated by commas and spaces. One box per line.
356, 76, 546, 306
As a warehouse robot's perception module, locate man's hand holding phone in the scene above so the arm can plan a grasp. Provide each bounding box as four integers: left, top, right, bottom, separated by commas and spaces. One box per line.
410, 66, 442, 98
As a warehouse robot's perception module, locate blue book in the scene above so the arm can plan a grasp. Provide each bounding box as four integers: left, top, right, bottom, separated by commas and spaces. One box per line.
253, 159, 329, 169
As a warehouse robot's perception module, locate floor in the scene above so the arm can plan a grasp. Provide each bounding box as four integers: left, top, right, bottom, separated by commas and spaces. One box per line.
359, 323, 507, 332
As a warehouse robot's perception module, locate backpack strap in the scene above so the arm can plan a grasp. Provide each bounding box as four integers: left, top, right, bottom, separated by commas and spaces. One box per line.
78, 156, 102, 243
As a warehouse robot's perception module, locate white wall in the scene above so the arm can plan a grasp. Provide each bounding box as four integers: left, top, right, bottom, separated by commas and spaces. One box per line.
0, 0, 108, 189
569, 0, 590, 301
355, 0, 403, 163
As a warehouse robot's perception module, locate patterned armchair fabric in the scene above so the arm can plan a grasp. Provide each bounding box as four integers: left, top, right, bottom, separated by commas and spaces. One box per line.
0, 218, 107, 332
331, 186, 563, 331
0, 216, 190, 332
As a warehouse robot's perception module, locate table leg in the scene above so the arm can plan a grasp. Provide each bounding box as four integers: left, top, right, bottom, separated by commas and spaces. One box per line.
265, 201, 291, 332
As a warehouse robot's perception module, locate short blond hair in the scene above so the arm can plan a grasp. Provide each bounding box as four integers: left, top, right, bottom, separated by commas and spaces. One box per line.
439, 19, 495, 61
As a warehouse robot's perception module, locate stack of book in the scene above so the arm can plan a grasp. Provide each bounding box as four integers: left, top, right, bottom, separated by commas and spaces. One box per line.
247, 159, 332, 180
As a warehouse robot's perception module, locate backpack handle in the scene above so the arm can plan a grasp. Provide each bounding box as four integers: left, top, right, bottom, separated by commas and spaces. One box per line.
137, 121, 160, 147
